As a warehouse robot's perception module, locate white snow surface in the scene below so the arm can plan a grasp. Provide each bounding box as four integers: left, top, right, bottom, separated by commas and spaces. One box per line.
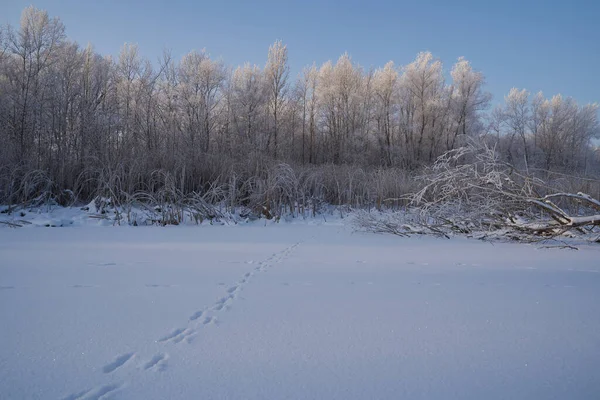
1, 219, 600, 399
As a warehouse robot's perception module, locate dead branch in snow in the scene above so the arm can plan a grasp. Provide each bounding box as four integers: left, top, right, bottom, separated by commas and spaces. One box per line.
357, 143, 600, 243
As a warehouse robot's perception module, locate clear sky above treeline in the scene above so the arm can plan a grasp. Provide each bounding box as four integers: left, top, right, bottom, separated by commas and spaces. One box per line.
3, 0, 599, 106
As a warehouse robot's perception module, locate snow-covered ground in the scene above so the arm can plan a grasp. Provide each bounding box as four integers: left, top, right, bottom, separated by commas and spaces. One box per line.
1, 220, 600, 399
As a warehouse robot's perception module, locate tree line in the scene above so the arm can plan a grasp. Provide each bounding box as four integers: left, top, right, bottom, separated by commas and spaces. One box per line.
0, 7, 598, 207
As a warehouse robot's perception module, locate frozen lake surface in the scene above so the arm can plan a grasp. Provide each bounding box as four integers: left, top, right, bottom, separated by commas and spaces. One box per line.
1, 222, 599, 399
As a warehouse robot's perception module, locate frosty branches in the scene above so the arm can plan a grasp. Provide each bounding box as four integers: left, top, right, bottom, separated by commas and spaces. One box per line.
0, 6, 598, 226
409, 143, 600, 240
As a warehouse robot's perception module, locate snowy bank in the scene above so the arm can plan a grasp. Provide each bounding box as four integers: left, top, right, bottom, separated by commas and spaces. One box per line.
1, 223, 599, 399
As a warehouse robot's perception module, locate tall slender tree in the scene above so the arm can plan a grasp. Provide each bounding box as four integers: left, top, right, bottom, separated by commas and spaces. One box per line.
265, 40, 289, 159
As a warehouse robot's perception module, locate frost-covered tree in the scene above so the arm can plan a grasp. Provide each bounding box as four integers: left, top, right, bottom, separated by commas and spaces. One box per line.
4, 6, 66, 162
0, 26, 7, 62
489, 89, 599, 172
448, 57, 490, 149
77, 44, 113, 163
500, 88, 531, 167
114, 43, 144, 156
229, 63, 267, 154
316, 53, 364, 163
372, 61, 398, 165
298, 64, 319, 164
178, 50, 226, 154
1, 6, 598, 209
399, 52, 445, 167
265, 40, 289, 159
532, 94, 599, 171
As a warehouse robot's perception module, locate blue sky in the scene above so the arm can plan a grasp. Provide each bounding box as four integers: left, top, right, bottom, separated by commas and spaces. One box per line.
3, 0, 599, 106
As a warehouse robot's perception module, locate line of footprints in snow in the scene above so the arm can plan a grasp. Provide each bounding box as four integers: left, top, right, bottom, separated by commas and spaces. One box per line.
64, 242, 302, 400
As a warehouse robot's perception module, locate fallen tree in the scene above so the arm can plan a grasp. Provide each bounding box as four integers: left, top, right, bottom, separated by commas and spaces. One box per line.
356, 143, 600, 243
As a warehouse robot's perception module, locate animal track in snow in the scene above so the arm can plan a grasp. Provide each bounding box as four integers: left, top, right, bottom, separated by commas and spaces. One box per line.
212, 294, 234, 311
64, 383, 123, 400
226, 285, 238, 294
189, 310, 204, 321
172, 329, 196, 344
143, 353, 168, 371
158, 328, 186, 342
63, 388, 93, 400
67, 240, 304, 400
203, 243, 301, 319
158, 328, 196, 344
103, 353, 135, 373
212, 302, 227, 311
